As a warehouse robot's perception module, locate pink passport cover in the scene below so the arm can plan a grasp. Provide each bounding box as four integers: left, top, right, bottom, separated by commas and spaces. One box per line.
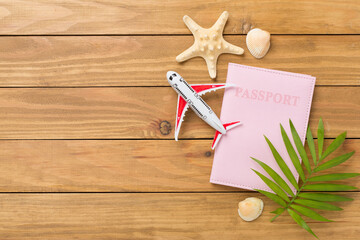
210, 63, 316, 193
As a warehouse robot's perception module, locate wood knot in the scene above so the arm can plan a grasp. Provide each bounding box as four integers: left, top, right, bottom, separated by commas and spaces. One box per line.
205, 151, 212, 157
159, 120, 171, 135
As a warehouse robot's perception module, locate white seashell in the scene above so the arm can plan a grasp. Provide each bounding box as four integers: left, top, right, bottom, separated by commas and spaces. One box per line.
246, 28, 271, 59
238, 197, 264, 221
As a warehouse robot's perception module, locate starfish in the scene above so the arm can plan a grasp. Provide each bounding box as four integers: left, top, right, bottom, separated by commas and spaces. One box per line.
176, 11, 244, 79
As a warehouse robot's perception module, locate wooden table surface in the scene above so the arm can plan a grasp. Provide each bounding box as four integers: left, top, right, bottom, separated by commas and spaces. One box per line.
0, 1, 359, 239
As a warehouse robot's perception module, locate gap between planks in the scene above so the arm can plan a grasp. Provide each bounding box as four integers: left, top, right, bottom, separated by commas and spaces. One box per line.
0, 85, 359, 89
0, 191, 357, 194
1, 34, 360, 36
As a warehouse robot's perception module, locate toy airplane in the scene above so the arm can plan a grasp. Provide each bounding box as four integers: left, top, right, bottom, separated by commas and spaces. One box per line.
166, 71, 241, 149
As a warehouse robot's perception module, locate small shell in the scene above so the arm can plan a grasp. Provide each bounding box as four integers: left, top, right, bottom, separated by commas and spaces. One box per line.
238, 197, 264, 221
246, 28, 271, 59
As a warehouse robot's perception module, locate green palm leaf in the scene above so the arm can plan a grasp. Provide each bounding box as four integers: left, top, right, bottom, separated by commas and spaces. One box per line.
265, 136, 299, 190
252, 169, 290, 202
298, 192, 353, 202
290, 204, 332, 222
252, 158, 294, 197
308, 173, 360, 182
306, 127, 317, 164
314, 151, 355, 172
280, 124, 305, 181
271, 208, 285, 215
289, 120, 311, 173
287, 209, 318, 239
303, 183, 357, 191
251, 118, 358, 238
294, 199, 342, 211
318, 118, 324, 159
319, 132, 346, 162
270, 207, 285, 222
255, 189, 287, 207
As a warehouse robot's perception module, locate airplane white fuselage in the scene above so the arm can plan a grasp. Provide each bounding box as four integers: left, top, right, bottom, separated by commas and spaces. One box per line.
167, 71, 226, 134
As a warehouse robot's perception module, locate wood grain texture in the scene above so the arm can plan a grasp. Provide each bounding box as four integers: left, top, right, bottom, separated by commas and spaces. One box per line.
0, 0, 359, 239
0, 139, 358, 192
0, 35, 359, 86
0, 0, 359, 34
0, 87, 358, 139
0, 192, 358, 239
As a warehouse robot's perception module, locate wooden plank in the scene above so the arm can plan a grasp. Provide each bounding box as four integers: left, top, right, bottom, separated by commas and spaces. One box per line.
0, 139, 358, 192
0, 0, 359, 34
0, 87, 358, 139
0, 192, 358, 239
0, 36, 359, 87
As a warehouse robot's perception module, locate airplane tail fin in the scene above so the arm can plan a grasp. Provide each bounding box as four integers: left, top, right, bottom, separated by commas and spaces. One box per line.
211, 121, 242, 150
